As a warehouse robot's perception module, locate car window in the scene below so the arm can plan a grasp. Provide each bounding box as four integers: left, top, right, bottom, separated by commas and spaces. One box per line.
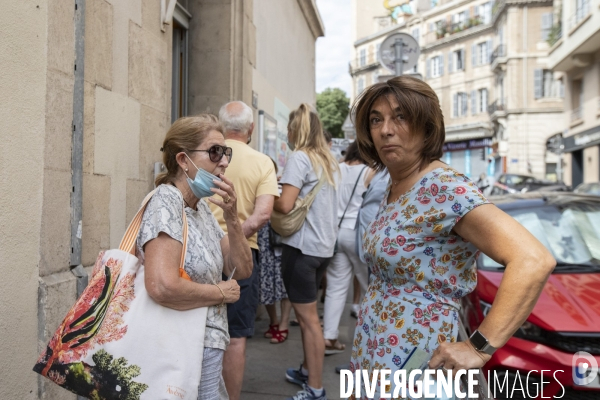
505, 175, 527, 186
481, 203, 600, 268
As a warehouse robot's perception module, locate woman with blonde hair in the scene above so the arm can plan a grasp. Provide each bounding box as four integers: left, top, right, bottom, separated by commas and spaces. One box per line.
142, 114, 252, 399
274, 104, 339, 400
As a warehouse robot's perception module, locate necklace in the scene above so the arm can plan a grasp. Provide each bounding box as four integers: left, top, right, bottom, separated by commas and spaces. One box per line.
391, 167, 421, 187
171, 182, 193, 209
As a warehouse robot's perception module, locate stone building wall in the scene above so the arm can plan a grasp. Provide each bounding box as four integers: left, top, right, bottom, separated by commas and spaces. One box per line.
0, 1, 322, 398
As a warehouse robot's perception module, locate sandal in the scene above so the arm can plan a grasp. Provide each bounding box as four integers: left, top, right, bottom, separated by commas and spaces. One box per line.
325, 340, 346, 355
264, 324, 279, 339
270, 329, 288, 344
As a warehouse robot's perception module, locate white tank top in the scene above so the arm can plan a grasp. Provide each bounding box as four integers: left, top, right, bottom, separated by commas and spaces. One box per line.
337, 163, 368, 230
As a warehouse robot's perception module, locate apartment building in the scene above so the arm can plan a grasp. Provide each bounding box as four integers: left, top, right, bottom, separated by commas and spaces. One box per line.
547, 0, 600, 186
421, 0, 496, 180
0, 1, 322, 398
349, 0, 565, 181
489, 0, 565, 180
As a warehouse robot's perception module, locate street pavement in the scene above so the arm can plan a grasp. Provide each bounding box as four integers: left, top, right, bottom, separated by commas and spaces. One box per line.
241, 297, 356, 399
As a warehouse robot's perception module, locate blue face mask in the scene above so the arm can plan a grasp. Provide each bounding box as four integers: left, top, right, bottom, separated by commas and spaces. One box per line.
184, 154, 221, 199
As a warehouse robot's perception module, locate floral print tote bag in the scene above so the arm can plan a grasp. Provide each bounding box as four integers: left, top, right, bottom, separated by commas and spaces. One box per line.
33, 189, 208, 399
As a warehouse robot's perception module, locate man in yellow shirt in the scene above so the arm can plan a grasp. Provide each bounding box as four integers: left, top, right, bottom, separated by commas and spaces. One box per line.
211, 101, 279, 400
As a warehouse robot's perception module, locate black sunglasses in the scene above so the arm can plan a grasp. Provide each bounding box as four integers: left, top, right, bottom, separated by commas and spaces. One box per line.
188, 145, 233, 163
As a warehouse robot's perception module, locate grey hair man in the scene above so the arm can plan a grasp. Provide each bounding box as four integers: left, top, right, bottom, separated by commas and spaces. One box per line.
210, 101, 280, 400
219, 101, 255, 145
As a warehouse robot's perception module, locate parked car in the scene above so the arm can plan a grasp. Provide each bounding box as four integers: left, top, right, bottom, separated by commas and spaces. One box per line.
497, 173, 570, 193
574, 182, 600, 196
461, 192, 600, 399
488, 181, 517, 196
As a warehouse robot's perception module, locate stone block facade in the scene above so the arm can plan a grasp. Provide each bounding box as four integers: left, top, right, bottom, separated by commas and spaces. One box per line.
0, 1, 323, 398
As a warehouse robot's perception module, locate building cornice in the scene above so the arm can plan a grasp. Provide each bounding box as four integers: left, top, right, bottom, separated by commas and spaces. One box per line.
446, 121, 493, 132
491, 0, 553, 26
297, 0, 325, 39
422, 0, 481, 20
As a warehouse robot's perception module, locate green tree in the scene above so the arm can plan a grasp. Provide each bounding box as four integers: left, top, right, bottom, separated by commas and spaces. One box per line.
316, 88, 349, 139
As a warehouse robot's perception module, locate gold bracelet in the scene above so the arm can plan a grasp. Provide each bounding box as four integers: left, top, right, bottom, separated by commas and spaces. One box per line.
213, 283, 225, 305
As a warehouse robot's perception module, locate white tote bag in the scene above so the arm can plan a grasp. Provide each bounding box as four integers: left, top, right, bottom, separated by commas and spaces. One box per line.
34, 189, 208, 400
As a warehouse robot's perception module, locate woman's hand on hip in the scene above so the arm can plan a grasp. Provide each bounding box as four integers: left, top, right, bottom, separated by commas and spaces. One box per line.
208, 173, 237, 219
428, 341, 490, 372
217, 279, 240, 304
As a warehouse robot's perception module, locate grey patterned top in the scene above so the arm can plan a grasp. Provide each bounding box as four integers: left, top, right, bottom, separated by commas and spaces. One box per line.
136, 184, 228, 350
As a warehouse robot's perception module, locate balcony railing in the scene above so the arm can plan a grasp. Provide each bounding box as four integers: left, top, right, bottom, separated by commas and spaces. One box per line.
488, 99, 506, 115
490, 44, 506, 64
425, 16, 484, 44
571, 106, 583, 122
568, 0, 590, 30
492, 0, 506, 19
547, 23, 563, 46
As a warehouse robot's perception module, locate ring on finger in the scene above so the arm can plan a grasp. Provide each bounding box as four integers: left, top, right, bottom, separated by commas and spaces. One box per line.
224, 195, 231, 203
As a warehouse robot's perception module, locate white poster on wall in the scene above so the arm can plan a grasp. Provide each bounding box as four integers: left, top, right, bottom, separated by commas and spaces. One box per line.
274, 98, 291, 172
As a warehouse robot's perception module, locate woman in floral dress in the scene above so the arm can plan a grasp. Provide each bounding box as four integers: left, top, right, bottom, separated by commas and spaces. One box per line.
350, 76, 556, 399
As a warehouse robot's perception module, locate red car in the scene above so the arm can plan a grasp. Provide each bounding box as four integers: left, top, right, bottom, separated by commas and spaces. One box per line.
461, 192, 600, 400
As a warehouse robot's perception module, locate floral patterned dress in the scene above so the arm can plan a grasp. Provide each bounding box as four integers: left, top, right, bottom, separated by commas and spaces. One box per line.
257, 222, 287, 305
350, 168, 489, 399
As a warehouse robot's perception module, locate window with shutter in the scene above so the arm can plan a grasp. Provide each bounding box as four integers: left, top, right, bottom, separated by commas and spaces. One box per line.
471, 90, 477, 115
541, 13, 552, 41
459, 49, 465, 70
426, 58, 431, 78
412, 28, 420, 40
440, 55, 444, 76
481, 2, 492, 24
543, 70, 553, 97
172, 24, 190, 122
479, 89, 488, 112
462, 93, 468, 116
487, 39, 493, 63
453, 93, 458, 118
448, 52, 453, 73
534, 69, 543, 99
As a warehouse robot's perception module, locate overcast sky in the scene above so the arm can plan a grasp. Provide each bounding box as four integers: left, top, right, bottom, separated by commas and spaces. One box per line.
315, 0, 352, 96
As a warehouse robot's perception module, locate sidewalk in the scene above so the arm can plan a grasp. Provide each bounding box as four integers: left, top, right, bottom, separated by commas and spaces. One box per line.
241, 300, 357, 399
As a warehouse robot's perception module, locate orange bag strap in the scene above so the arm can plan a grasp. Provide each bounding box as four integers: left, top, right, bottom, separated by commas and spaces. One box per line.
119, 188, 191, 281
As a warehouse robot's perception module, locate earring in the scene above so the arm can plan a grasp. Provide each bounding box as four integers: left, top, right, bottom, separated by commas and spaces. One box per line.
185, 168, 188, 172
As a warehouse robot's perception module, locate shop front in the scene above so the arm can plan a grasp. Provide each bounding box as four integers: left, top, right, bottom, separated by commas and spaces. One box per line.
562, 125, 600, 187
443, 138, 494, 180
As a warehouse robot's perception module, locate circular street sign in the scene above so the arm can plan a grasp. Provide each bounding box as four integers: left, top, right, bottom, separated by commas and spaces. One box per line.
378, 32, 420, 74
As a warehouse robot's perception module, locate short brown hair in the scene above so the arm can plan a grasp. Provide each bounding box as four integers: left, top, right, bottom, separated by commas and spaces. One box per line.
156, 114, 224, 186
352, 76, 445, 171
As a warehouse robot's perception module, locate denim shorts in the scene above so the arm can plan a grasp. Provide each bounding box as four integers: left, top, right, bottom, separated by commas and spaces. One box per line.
226, 249, 260, 338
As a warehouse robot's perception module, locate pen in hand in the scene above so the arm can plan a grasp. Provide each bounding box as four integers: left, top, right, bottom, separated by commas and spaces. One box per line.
227, 267, 236, 281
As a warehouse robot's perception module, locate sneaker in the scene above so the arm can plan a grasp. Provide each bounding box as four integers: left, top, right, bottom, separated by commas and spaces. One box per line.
285, 383, 327, 400
286, 364, 309, 387
335, 363, 351, 374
